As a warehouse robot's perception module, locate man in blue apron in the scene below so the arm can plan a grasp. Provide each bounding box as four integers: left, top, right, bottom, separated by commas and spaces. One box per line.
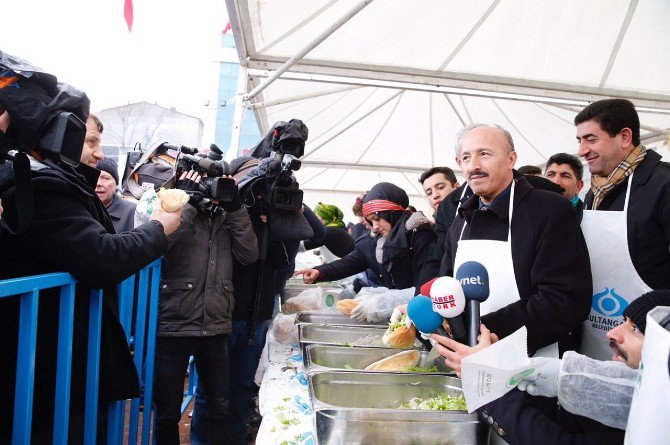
434, 123, 592, 367
576, 98, 670, 361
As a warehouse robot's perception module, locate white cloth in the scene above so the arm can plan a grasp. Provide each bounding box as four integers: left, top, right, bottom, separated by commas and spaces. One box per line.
625, 306, 670, 444
454, 181, 558, 359
580, 172, 652, 360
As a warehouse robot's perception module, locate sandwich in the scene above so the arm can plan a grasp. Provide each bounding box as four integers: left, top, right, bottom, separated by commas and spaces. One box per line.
336, 299, 359, 316
157, 188, 189, 212
382, 314, 416, 349
364, 350, 421, 371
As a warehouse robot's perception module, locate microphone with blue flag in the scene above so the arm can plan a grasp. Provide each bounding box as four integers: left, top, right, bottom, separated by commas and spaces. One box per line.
407, 295, 449, 338
455, 261, 490, 347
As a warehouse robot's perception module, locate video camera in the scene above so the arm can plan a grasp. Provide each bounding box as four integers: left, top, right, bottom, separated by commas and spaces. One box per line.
244, 119, 308, 212
170, 143, 236, 203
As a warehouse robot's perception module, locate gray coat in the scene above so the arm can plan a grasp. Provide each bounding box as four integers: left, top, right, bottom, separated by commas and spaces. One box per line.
106, 193, 137, 233
158, 204, 259, 337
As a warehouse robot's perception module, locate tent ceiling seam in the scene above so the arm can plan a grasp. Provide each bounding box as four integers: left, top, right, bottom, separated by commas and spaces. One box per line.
460, 96, 474, 124
355, 92, 405, 163
437, 0, 501, 71
444, 94, 467, 126
599, 0, 639, 88
492, 98, 546, 161
300, 167, 329, 187
302, 90, 403, 159
332, 169, 349, 189
429, 94, 435, 166
305, 87, 365, 123
257, 0, 339, 55
303, 88, 379, 151
546, 103, 663, 132
535, 103, 575, 126
402, 171, 427, 198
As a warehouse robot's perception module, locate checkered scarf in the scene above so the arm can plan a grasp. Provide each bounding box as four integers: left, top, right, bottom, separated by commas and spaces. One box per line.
591, 145, 647, 210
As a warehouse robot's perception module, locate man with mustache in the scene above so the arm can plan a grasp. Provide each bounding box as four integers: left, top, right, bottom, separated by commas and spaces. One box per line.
472, 289, 670, 445
575, 99, 670, 361
435, 124, 591, 371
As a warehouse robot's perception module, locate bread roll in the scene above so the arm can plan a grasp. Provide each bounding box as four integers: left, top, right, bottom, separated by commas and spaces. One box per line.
365, 350, 421, 371
157, 188, 189, 212
336, 299, 359, 316
383, 324, 416, 349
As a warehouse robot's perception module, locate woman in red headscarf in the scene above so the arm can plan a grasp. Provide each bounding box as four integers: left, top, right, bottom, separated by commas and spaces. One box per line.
295, 182, 435, 290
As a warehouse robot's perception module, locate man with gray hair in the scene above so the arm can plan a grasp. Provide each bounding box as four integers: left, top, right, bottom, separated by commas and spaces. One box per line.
429, 124, 592, 413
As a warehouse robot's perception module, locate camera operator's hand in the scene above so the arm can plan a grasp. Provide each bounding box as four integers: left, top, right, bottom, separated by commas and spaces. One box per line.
0, 198, 3, 220
178, 170, 201, 192
294, 268, 321, 284
0, 107, 11, 133
150, 205, 183, 236
219, 175, 242, 212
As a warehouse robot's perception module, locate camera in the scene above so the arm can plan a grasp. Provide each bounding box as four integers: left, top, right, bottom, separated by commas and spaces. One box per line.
170, 143, 236, 203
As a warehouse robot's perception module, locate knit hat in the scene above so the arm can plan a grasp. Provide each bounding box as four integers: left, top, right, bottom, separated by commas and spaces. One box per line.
97, 158, 119, 184
622, 289, 670, 334
314, 202, 345, 228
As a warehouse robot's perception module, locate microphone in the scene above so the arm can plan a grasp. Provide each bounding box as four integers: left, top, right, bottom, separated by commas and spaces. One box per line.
455, 261, 490, 347
420, 277, 438, 297
427, 277, 467, 343
407, 295, 449, 338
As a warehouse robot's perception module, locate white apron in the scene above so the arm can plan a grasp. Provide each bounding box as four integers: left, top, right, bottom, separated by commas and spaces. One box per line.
580, 173, 652, 360
453, 181, 559, 357
624, 306, 670, 444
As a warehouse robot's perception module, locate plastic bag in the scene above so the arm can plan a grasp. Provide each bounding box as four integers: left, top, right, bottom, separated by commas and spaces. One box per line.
271, 313, 299, 345
134, 187, 160, 228
281, 287, 325, 314
350, 287, 415, 322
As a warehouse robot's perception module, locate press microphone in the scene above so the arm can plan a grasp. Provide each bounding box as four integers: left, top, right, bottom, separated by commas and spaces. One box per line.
455, 261, 490, 347
407, 295, 449, 338
427, 276, 467, 343
420, 278, 438, 297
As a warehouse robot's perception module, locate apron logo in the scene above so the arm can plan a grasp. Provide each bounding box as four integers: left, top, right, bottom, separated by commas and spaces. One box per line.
592, 287, 628, 317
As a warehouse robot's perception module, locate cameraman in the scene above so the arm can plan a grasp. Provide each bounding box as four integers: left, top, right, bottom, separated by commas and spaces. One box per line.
0, 96, 182, 444
153, 170, 258, 445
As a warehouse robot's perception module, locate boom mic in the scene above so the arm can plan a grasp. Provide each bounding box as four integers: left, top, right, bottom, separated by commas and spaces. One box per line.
427, 276, 467, 343
455, 261, 490, 347
407, 295, 448, 338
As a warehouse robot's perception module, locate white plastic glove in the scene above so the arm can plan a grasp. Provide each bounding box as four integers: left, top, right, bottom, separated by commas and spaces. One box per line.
354, 286, 390, 301
517, 357, 561, 397
350, 287, 415, 322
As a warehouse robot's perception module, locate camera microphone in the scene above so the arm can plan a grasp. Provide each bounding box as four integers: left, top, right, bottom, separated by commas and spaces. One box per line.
455, 261, 490, 347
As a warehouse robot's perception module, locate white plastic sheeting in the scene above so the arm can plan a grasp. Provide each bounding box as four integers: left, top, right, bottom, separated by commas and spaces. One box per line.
225, 0, 670, 219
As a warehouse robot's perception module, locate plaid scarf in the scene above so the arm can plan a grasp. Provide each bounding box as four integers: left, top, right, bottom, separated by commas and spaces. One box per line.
591, 145, 646, 210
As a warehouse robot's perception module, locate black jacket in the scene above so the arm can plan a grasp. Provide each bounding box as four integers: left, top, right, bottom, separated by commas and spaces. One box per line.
106, 192, 137, 233
479, 390, 624, 445
0, 159, 168, 437
315, 213, 436, 290
441, 176, 592, 354
584, 150, 670, 289
304, 226, 355, 258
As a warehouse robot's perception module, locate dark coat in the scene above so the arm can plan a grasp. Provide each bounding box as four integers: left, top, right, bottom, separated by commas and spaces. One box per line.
315, 213, 436, 290
479, 390, 624, 445
159, 204, 258, 336
584, 150, 670, 289
0, 159, 168, 436
304, 226, 355, 258
440, 176, 592, 354
106, 192, 137, 233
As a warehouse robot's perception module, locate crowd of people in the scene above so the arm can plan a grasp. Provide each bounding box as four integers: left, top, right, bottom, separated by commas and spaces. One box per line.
1, 55, 669, 445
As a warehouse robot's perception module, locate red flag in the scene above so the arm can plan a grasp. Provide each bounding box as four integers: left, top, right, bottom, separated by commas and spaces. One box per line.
222, 22, 231, 35
124, 0, 134, 32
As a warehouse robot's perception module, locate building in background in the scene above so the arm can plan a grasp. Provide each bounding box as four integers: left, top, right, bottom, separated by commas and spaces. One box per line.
215, 32, 261, 157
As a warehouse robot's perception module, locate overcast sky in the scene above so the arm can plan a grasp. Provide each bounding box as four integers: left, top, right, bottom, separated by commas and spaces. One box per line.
2, 0, 228, 137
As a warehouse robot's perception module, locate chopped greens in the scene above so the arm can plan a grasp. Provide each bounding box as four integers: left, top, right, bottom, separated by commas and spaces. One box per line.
406, 365, 440, 373
387, 314, 407, 332
399, 393, 466, 411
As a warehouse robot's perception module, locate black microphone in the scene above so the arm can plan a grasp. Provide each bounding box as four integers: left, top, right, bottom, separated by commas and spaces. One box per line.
456, 261, 490, 347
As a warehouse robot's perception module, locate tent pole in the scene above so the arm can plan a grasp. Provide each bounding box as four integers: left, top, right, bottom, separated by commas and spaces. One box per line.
228, 65, 248, 161
248, 85, 361, 109
244, 0, 374, 100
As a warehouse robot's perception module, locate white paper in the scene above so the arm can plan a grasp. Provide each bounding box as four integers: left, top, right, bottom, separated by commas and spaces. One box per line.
460, 326, 549, 412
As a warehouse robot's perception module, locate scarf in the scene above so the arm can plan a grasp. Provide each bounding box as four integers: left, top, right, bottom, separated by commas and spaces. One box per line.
314, 202, 345, 228
591, 145, 646, 210
362, 182, 411, 265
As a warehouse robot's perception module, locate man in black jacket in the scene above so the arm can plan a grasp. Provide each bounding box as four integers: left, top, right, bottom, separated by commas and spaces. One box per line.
544, 152, 585, 219
433, 124, 592, 369
0, 102, 182, 442
576, 98, 670, 360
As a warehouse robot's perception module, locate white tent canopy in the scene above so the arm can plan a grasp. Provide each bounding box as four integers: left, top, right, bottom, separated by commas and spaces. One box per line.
224, 0, 670, 219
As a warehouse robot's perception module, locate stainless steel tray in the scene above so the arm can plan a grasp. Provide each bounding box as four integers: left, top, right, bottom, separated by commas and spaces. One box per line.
304, 344, 451, 375
298, 324, 425, 352
295, 310, 387, 327
310, 372, 488, 444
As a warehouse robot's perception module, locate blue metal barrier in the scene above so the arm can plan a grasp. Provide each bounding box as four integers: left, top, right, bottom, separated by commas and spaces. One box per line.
0, 259, 162, 445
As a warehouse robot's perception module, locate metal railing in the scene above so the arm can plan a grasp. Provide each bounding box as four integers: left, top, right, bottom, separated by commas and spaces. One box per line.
0, 259, 162, 445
